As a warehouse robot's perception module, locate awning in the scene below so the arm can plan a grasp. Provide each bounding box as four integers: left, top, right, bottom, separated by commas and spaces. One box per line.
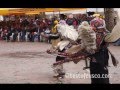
0, 10, 9, 15
44, 8, 86, 12
0, 8, 23, 15
0, 8, 87, 15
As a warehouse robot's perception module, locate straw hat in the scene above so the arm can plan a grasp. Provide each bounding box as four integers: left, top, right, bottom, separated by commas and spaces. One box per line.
99, 15, 105, 19
93, 14, 100, 17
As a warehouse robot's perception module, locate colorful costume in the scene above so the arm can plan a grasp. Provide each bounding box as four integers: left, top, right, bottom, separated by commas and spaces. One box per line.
49, 20, 65, 78
47, 14, 118, 83
47, 23, 79, 78
89, 15, 110, 84
78, 21, 97, 54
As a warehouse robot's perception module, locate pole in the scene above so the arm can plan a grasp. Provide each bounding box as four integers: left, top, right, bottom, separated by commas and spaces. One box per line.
59, 10, 60, 18
53, 11, 54, 17
96, 8, 98, 13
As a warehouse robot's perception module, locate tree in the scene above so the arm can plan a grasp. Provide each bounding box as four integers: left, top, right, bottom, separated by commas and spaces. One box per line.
104, 8, 116, 31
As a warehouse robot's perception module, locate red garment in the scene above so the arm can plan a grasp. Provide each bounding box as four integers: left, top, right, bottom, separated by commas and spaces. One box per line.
90, 18, 104, 28
40, 21, 48, 29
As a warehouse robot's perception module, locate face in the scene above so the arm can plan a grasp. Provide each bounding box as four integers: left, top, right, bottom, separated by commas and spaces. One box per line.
94, 21, 100, 27
43, 20, 45, 22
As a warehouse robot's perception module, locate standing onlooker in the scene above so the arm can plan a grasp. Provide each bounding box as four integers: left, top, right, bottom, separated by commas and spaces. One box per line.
66, 14, 78, 29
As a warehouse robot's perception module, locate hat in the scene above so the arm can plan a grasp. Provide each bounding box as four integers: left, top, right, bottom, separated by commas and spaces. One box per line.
99, 15, 105, 19
54, 20, 58, 24
68, 14, 73, 18
93, 14, 100, 17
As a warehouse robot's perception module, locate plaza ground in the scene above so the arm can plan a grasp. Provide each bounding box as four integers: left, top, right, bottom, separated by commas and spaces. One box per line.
0, 41, 119, 84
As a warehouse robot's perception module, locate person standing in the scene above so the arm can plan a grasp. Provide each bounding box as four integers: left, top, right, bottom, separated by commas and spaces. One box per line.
66, 14, 79, 29
48, 19, 66, 79
89, 14, 110, 84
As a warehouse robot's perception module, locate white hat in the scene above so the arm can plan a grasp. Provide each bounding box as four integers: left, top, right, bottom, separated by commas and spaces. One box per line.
68, 14, 73, 18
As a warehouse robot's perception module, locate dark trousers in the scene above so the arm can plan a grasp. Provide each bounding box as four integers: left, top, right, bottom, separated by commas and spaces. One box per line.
28, 34, 34, 42
90, 61, 109, 84
56, 49, 65, 62
6, 34, 11, 41
20, 32, 26, 41
56, 56, 65, 62
13, 33, 18, 42
90, 48, 110, 84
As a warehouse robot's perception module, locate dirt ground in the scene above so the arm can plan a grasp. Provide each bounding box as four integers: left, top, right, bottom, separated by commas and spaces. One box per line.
0, 41, 120, 84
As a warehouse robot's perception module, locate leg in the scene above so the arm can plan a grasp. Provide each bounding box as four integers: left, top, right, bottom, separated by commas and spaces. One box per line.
90, 61, 109, 84
53, 56, 65, 78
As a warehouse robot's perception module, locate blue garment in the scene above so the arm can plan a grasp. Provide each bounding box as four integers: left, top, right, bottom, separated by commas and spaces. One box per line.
114, 38, 120, 46
20, 29, 26, 41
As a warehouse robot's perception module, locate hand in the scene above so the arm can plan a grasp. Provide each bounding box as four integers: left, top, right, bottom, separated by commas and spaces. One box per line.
92, 27, 96, 30
46, 49, 52, 54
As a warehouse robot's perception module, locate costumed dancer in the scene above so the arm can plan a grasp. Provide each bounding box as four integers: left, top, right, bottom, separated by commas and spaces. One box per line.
47, 21, 79, 79
48, 20, 65, 79
51, 14, 67, 79
78, 21, 97, 54
77, 21, 97, 70
53, 23, 79, 78
49, 14, 79, 79
89, 14, 110, 84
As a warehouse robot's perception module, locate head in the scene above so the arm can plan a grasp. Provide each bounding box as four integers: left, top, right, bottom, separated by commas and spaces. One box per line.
93, 14, 100, 19
66, 14, 74, 26
99, 15, 105, 19
60, 14, 66, 20
54, 20, 58, 25
78, 21, 92, 32
59, 20, 66, 25
81, 21, 89, 26
68, 14, 73, 19
42, 18, 45, 22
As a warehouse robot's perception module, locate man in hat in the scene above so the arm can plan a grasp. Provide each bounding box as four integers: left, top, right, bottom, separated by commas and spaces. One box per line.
90, 14, 106, 30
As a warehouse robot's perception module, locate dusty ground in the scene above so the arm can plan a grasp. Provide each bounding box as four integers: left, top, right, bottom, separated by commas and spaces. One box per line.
0, 41, 120, 84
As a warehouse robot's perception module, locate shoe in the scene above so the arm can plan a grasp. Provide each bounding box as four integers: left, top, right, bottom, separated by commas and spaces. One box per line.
53, 73, 65, 79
